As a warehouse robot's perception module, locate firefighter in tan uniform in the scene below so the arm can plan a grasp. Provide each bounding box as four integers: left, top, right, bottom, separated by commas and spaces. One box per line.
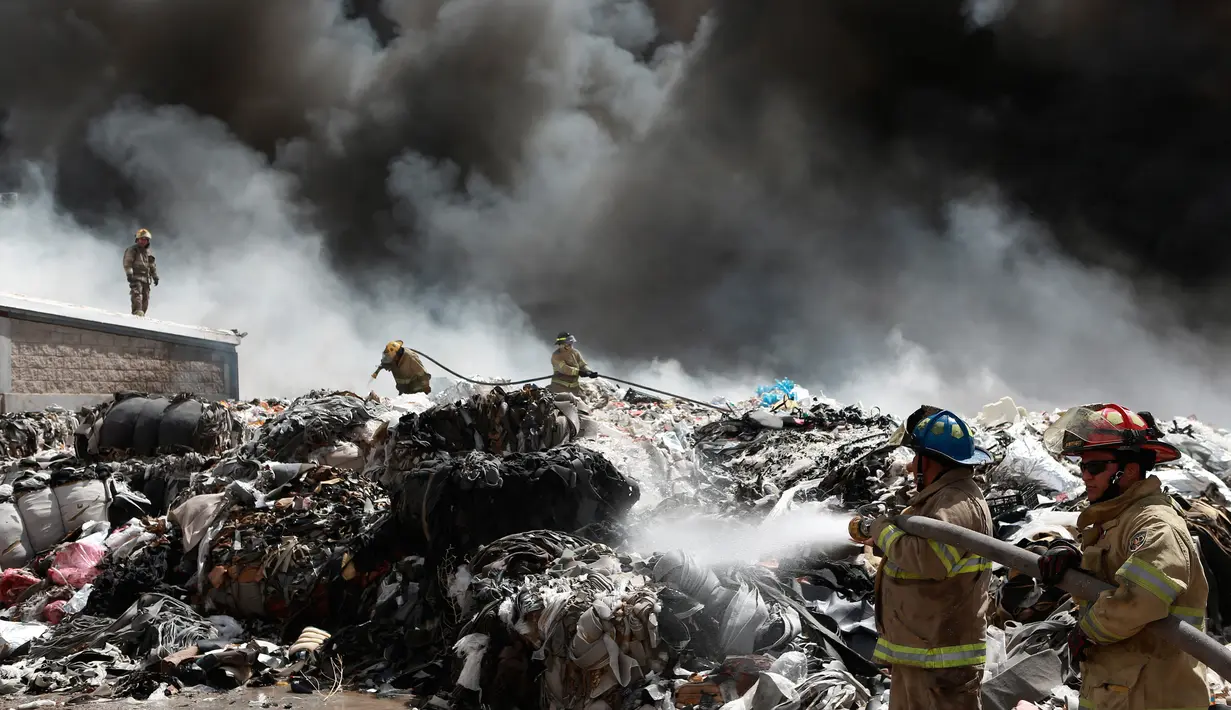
373, 340, 432, 395
549, 332, 597, 395
122, 228, 159, 316
1038, 404, 1209, 710
851, 407, 994, 710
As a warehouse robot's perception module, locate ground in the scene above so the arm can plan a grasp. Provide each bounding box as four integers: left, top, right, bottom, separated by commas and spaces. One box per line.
82, 688, 409, 710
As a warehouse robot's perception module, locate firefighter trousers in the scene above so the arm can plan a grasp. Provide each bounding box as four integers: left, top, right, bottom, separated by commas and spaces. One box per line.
888, 665, 982, 710
129, 280, 150, 315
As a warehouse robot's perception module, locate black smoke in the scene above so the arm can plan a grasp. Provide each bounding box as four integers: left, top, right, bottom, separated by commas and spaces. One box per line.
3, 0, 1231, 409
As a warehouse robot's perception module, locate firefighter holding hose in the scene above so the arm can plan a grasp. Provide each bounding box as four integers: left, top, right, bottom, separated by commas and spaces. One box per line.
1037, 404, 1209, 710
850, 407, 994, 710
373, 340, 432, 395
549, 332, 598, 395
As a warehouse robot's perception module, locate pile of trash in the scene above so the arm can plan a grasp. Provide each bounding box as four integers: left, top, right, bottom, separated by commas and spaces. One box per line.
240, 390, 389, 469
0, 407, 78, 459
384, 385, 576, 464
3, 384, 1231, 709
686, 398, 902, 513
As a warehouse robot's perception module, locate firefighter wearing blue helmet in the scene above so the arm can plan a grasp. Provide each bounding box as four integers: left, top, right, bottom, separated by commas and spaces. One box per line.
851, 406, 994, 710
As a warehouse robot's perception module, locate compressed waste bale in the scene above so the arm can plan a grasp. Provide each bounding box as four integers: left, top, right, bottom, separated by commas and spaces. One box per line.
0, 501, 32, 569
384, 386, 573, 469
98, 395, 150, 453
16, 486, 67, 553
387, 445, 639, 559
74, 392, 244, 458
171, 396, 245, 456
140, 453, 217, 513
52, 479, 108, 535
131, 398, 172, 456
185, 464, 389, 619
158, 398, 204, 452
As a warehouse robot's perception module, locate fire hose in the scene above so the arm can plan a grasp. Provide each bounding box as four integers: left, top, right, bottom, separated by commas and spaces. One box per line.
894, 513, 1231, 680
407, 349, 734, 413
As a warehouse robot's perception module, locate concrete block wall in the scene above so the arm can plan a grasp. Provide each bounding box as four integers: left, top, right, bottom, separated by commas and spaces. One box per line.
7, 318, 229, 398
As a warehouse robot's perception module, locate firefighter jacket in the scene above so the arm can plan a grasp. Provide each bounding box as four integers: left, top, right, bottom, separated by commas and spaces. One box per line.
1073, 476, 1209, 710
869, 469, 993, 670
123, 244, 158, 283
550, 347, 589, 390
385, 350, 431, 394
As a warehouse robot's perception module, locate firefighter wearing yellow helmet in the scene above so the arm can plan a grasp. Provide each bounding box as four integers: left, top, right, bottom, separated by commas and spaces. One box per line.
122, 228, 159, 316
373, 340, 432, 395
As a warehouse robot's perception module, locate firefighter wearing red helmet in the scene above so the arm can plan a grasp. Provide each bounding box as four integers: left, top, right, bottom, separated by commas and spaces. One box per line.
1037, 404, 1209, 710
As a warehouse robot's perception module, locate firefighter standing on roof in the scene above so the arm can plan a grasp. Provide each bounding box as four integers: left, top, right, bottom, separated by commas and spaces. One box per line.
1037, 403, 1209, 710
123, 229, 159, 317
850, 407, 993, 710
549, 332, 597, 395
373, 340, 432, 395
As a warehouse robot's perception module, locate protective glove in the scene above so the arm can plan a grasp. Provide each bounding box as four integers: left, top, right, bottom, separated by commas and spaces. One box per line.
153, 276, 159, 286
586, 371, 600, 378
1037, 539, 1082, 587
1066, 628, 1094, 671
125, 272, 135, 283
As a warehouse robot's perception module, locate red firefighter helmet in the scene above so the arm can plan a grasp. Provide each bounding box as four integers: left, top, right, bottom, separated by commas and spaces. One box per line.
1043, 403, 1180, 465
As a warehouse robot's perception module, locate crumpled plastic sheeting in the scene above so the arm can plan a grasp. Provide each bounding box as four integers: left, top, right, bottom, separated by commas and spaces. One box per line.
384, 385, 573, 464
385, 446, 639, 560
46, 541, 106, 589
992, 438, 1082, 498
691, 403, 899, 512
0, 641, 135, 695
0, 408, 79, 460
241, 390, 388, 463
24, 593, 215, 667
448, 531, 666, 710
0, 620, 49, 661
1168, 417, 1231, 475
795, 661, 874, 710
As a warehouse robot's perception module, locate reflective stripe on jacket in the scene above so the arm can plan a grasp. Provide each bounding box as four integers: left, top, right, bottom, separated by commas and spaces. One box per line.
551, 347, 587, 390
869, 469, 992, 670
1073, 476, 1210, 710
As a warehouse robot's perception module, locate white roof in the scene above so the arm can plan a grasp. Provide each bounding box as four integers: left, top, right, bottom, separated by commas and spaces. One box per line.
0, 291, 243, 348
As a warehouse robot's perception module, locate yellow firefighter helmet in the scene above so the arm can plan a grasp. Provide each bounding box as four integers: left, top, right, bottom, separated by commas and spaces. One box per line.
135, 228, 152, 242
382, 340, 404, 363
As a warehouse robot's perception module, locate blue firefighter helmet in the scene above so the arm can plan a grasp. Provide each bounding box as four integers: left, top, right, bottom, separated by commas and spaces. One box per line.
903, 407, 992, 467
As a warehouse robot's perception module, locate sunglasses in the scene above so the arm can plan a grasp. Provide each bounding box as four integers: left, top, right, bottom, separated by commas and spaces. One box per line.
1066, 458, 1118, 476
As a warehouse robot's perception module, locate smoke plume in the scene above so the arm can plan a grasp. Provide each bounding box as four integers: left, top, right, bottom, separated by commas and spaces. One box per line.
2, 0, 1231, 420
